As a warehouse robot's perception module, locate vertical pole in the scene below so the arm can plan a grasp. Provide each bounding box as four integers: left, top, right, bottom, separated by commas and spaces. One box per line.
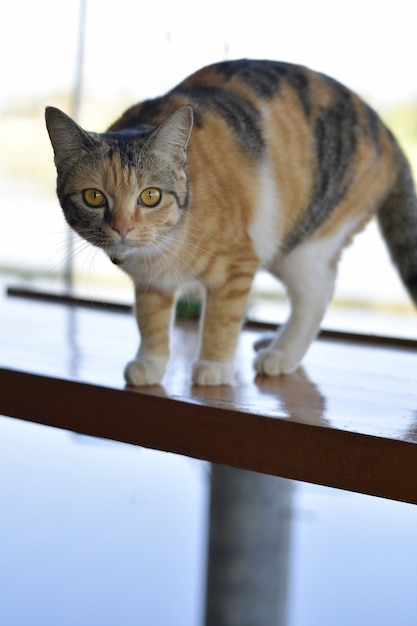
64, 0, 87, 294
72, 0, 87, 123
204, 464, 293, 626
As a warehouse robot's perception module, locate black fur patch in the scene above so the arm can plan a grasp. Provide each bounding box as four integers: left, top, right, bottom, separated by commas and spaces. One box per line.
406, 273, 417, 300
172, 84, 265, 159
101, 129, 151, 168
213, 60, 312, 116
283, 92, 358, 252
365, 104, 382, 153
117, 97, 166, 127
214, 59, 282, 97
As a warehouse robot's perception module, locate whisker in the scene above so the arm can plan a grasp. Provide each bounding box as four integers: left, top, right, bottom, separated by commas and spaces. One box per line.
157, 230, 218, 284
139, 248, 154, 297
166, 234, 220, 267
179, 216, 222, 260
48, 227, 102, 277
155, 233, 215, 300
153, 237, 190, 300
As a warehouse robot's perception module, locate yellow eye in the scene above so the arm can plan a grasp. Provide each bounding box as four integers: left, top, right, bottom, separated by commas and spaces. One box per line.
139, 187, 162, 208
83, 188, 107, 208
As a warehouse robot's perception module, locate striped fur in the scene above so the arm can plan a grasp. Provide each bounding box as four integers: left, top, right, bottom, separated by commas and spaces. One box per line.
45, 59, 417, 385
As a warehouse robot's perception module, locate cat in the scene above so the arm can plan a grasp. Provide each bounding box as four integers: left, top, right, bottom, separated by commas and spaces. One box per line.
45, 59, 417, 386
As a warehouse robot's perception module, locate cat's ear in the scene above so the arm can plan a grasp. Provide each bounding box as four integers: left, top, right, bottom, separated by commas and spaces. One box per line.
45, 107, 95, 168
144, 105, 193, 166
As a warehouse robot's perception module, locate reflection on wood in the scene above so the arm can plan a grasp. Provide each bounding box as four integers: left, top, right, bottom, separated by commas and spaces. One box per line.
1, 289, 417, 504
204, 465, 292, 626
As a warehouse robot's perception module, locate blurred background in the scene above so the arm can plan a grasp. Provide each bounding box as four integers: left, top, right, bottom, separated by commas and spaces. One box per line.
1, 2, 417, 625
1, 0, 417, 335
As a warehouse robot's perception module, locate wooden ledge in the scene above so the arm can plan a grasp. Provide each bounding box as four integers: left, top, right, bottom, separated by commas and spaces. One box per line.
1, 288, 417, 504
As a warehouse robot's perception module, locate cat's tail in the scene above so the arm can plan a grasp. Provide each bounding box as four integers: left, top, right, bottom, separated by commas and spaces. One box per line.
377, 150, 417, 306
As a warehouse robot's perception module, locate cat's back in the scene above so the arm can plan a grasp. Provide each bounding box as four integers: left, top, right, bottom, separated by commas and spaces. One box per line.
174, 60, 401, 257
113, 59, 373, 125
112, 59, 334, 134
111, 59, 392, 164
178, 59, 390, 147
176, 59, 314, 112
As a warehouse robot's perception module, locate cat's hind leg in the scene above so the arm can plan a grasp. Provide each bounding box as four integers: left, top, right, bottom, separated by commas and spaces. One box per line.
254, 239, 337, 376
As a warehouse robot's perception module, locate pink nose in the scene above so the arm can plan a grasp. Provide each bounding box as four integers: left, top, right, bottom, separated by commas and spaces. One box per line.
111, 222, 134, 240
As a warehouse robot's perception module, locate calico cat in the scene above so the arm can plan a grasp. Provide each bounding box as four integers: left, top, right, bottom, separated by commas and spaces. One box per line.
45, 59, 417, 386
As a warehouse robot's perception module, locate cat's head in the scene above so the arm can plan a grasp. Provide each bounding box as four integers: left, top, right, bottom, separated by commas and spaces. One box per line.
45, 105, 193, 265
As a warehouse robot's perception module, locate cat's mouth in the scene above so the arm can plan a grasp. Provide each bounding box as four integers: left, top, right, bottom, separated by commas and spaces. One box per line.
110, 255, 125, 266
107, 244, 148, 265
106, 237, 163, 266
107, 239, 138, 265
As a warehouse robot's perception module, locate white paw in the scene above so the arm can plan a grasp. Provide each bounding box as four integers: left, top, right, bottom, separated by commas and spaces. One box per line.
124, 356, 168, 386
192, 360, 234, 386
254, 348, 300, 376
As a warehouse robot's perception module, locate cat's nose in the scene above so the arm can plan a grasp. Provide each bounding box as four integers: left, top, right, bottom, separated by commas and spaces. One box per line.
111, 222, 134, 240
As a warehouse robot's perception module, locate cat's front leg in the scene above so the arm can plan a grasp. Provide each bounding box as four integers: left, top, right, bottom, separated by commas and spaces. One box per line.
193, 264, 257, 386
124, 288, 176, 386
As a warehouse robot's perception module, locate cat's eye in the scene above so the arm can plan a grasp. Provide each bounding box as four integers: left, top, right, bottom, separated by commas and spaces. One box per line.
83, 188, 107, 208
139, 187, 162, 208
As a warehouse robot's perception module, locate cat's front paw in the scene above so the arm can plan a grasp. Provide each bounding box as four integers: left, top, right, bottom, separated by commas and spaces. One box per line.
124, 356, 168, 386
254, 348, 300, 376
192, 360, 234, 386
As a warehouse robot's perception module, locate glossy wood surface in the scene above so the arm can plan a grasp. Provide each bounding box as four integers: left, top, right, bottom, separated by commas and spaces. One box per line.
1, 288, 417, 504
